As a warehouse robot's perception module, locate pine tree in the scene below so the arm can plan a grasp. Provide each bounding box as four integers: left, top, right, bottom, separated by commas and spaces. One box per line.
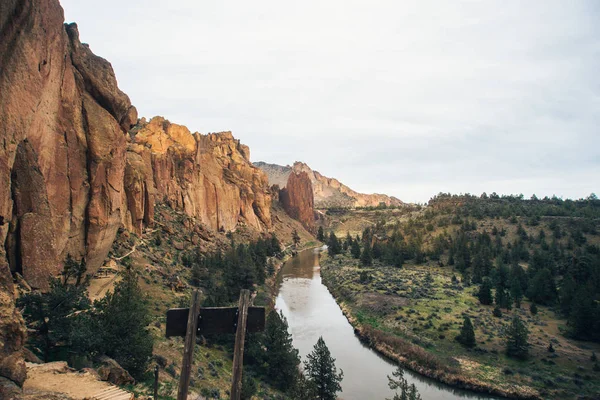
95, 268, 154, 378
344, 232, 353, 251
568, 286, 596, 340
262, 311, 300, 390
505, 314, 529, 359
292, 229, 301, 248
455, 316, 476, 347
510, 276, 523, 308
360, 242, 373, 267
327, 232, 342, 256
317, 226, 325, 242
559, 274, 576, 316
304, 337, 343, 400
350, 239, 361, 259
530, 302, 538, 315
477, 279, 493, 305
387, 366, 422, 400
18, 261, 91, 362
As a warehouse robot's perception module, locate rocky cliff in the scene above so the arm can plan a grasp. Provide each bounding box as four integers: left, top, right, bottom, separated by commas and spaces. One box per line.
128, 117, 272, 235
279, 172, 315, 233
0, 0, 274, 392
0, 0, 272, 289
255, 161, 403, 209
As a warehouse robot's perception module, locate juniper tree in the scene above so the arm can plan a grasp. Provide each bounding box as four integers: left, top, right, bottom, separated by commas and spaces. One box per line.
94, 267, 154, 378
360, 243, 373, 267
477, 278, 493, 305
505, 314, 529, 359
292, 229, 301, 248
317, 226, 325, 242
262, 311, 300, 390
351, 239, 361, 259
304, 337, 343, 400
456, 316, 476, 347
327, 232, 342, 256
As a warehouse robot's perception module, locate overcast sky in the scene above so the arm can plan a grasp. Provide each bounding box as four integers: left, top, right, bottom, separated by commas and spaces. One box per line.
61, 0, 599, 203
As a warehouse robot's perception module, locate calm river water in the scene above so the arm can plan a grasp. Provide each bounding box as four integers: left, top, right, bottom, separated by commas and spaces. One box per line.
275, 247, 501, 400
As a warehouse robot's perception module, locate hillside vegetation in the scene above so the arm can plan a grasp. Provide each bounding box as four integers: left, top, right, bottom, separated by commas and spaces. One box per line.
320, 193, 600, 400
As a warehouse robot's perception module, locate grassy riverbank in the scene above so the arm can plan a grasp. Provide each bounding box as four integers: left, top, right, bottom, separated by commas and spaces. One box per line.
320, 253, 600, 400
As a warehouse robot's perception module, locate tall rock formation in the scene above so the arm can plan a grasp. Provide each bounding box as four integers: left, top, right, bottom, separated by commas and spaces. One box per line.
279, 172, 315, 233
0, 0, 273, 290
255, 161, 404, 209
129, 117, 272, 234
0, 0, 137, 288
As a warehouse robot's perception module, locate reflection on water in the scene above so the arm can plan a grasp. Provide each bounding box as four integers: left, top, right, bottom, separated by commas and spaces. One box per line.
275, 248, 502, 400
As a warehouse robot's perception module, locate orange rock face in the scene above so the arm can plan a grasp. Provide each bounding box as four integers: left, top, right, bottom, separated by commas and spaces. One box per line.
0, 0, 273, 390
280, 172, 315, 233
129, 117, 272, 234
0, 0, 135, 288
0, 0, 272, 287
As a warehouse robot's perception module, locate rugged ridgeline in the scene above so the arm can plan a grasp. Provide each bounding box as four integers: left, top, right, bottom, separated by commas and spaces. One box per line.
0, 0, 279, 394
255, 161, 403, 209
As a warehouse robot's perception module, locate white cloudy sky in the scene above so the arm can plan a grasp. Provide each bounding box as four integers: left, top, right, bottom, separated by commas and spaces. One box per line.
61, 0, 599, 203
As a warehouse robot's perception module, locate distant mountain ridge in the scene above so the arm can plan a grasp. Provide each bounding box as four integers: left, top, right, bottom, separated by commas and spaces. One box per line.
254, 161, 403, 209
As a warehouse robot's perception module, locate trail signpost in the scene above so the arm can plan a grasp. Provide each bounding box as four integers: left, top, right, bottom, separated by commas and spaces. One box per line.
166, 289, 265, 400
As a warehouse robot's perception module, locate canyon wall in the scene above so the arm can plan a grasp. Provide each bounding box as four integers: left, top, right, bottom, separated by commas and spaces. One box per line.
255, 161, 404, 209
279, 171, 315, 233
129, 117, 272, 235
0, 0, 273, 391
0, 0, 272, 291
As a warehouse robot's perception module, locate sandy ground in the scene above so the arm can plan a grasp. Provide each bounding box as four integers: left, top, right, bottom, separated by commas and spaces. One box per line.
88, 274, 121, 302
23, 362, 115, 399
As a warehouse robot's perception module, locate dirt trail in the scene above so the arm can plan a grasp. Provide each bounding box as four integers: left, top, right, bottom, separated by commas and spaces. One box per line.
23, 362, 131, 399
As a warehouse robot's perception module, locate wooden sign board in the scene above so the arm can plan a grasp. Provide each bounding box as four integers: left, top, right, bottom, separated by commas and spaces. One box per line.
166, 307, 265, 337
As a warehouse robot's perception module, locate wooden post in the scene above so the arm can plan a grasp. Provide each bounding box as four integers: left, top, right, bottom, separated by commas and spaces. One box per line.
153, 365, 159, 400
230, 289, 251, 400
177, 289, 201, 400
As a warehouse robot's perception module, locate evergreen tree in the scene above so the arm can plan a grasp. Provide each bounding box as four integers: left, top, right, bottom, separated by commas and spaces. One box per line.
510, 276, 523, 308
304, 337, 343, 400
344, 232, 352, 251
527, 268, 558, 305
292, 229, 301, 248
327, 232, 342, 256
18, 257, 91, 362
387, 366, 422, 400
372, 241, 383, 259
505, 314, 529, 359
455, 316, 476, 347
94, 268, 154, 378
290, 372, 316, 400
559, 274, 576, 316
262, 311, 300, 390
360, 242, 373, 267
568, 285, 597, 340
477, 279, 493, 305
530, 302, 538, 315
350, 239, 361, 259
317, 226, 325, 242
493, 306, 502, 317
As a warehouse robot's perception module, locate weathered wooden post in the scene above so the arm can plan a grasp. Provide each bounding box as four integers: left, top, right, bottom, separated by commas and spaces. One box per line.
177, 289, 201, 400
153, 365, 159, 400
230, 289, 250, 400
166, 289, 265, 400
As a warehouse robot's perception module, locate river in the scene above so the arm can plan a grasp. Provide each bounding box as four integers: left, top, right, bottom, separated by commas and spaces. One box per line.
275, 247, 501, 400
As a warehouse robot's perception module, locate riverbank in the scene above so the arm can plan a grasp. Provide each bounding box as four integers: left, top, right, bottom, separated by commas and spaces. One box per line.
319, 253, 599, 400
